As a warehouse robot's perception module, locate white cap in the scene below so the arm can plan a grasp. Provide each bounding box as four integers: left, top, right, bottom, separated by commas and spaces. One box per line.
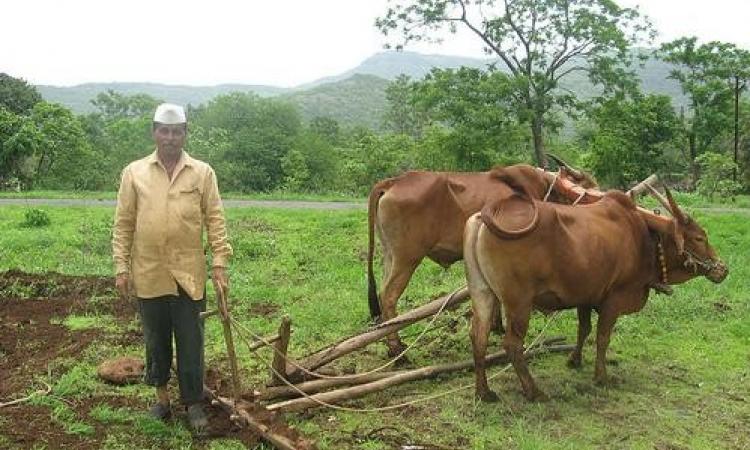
153, 103, 186, 124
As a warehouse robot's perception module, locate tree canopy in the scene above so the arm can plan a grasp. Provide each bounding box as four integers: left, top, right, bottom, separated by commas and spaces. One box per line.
377, 0, 653, 167
0, 73, 43, 115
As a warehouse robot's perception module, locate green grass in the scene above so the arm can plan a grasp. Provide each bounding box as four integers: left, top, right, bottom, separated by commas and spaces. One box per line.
0, 189, 365, 203
0, 203, 748, 449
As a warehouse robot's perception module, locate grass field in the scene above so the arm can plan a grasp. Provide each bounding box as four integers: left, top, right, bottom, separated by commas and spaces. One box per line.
0, 203, 748, 449
0, 190, 364, 203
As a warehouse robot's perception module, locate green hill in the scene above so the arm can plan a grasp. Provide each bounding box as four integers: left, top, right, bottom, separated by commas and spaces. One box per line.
281, 74, 390, 129
36, 50, 685, 128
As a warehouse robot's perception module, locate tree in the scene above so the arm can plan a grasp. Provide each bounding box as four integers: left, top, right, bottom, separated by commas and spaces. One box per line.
308, 116, 342, 146
580, 93, 678, 188
695, 152, 741, 200
382, 74, 425, 137
0, 73, 43, 115
721, 46, 750, 180
29, 102, 96, 189
338, 131, 415, 194
412, 66, 529, 170
0, 106, 41, 187
0, 102, 95, 189
377, 0, 652, 167
90, 89, 161, 120
193, 93, 302, 191
658, 38, 736, 186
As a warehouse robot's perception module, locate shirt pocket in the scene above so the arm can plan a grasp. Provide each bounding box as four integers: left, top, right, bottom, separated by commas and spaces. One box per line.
178, 186, 203, 221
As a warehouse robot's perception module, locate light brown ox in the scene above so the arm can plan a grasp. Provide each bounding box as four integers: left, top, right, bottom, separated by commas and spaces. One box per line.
367, 163, 597, 357
463, 174, 728, 402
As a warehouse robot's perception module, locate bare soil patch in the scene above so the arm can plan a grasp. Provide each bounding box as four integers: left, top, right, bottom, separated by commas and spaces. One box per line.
0, 270, 311, 449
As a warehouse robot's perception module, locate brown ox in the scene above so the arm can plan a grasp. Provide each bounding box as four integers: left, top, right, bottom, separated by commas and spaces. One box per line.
463, 177, 728, 402
367, 163, 597, 357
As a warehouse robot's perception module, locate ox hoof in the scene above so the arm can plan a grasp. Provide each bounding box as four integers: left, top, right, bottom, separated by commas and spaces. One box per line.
524, 389, 549, 403
477, 390, 499, 403
392, 355, 412, 368
593, 375, 608, 387
566, 355, 583, 369
386, 342, 408, 359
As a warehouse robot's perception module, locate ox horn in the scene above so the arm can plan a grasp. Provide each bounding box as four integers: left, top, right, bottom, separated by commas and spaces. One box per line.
664, 186, 687, 224
546, 153, 584, 179
644, 183, 674, 216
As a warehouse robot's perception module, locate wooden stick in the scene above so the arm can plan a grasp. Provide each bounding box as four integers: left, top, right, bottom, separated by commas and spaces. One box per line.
268, 344, 575, 412
206, 388, 315, 450
270, 316, 292, 386
289, 288, 470, 378
0, 382, 52, 408
217, 286, 242, 405
258, 372, 402, 401
247, 333, 282, 352
627, 174, 659, 199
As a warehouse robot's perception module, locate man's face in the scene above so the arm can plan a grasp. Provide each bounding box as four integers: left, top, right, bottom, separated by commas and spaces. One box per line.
152, 123, 186, 157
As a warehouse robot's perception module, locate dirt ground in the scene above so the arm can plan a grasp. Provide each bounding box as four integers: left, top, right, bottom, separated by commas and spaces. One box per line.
0, 270, 305, 449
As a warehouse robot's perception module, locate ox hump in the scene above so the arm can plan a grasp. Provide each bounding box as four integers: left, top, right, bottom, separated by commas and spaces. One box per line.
480, 194, 540, 240
602, 190, 637, 210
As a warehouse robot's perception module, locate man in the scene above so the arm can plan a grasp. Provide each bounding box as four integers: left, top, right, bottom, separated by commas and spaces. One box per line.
112, 103, 232, 432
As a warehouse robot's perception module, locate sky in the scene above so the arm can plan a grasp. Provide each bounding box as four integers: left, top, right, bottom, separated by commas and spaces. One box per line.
2, 0, 748, 87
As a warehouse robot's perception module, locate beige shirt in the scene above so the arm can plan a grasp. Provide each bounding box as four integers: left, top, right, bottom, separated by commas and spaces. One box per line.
112, 150, 232, 300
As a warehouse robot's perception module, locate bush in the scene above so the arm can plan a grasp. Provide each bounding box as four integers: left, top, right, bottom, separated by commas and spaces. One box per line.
22, 208, 51, 227
695, 152, 741, 201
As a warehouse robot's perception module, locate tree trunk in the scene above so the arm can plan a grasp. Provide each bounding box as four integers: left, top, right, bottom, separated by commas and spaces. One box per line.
689, 129, 698, 189
531, 115, 547, 168
734, 76, 740, 182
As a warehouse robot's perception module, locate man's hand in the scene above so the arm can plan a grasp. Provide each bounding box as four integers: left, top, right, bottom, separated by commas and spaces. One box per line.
212, 267, 230, 300
115, 273, 130, 299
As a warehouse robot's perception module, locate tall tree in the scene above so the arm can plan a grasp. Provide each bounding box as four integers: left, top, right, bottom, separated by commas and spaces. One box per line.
658, 38, 735, 186
382, 74, 425, 137
90, 89, 161, 120
581, 93, 678, 188
412, 66, 529, 169
722, 46, 750, 180
0, 73, 43, 115
193, 93, 302, 191
377, 0, 652, 167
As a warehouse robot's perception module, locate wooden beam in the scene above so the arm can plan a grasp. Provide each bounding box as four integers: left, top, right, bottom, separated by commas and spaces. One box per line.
206, 388, 315, 450
627, 174, 659, 199
269, 343, 574, 413
270, 316, 292, 385
288, 288, 470, 379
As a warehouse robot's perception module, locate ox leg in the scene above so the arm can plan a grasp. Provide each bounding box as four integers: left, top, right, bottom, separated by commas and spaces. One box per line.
593, 307, 619, 386
468, 282, 500, 402
380, 259, 421, 359
464, 215, 501, 401
503, 302, 548, 402
567, 306, 592, 369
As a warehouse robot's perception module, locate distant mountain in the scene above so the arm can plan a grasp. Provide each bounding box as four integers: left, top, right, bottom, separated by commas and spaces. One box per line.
36, 50, 686, 128
299, 51, 493, 88
37, 82, 287, 114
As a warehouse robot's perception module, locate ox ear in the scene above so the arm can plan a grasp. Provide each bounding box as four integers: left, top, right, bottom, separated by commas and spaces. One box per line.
641, 210, 685, 255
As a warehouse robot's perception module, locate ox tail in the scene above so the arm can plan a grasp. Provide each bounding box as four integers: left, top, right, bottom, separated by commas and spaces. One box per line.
367, 181, 389, 320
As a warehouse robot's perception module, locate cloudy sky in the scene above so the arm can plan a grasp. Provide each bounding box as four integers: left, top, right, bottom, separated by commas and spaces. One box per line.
2, 0, 748, 87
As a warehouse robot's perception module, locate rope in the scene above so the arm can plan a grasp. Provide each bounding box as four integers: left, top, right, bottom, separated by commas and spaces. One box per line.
231, 287, 464, 381
571, 191, 586, 206
230, 311, 561, 413
543, 172, 559, 202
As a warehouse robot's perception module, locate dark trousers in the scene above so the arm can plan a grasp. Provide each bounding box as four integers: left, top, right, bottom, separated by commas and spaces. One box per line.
139, 286, 206, 404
